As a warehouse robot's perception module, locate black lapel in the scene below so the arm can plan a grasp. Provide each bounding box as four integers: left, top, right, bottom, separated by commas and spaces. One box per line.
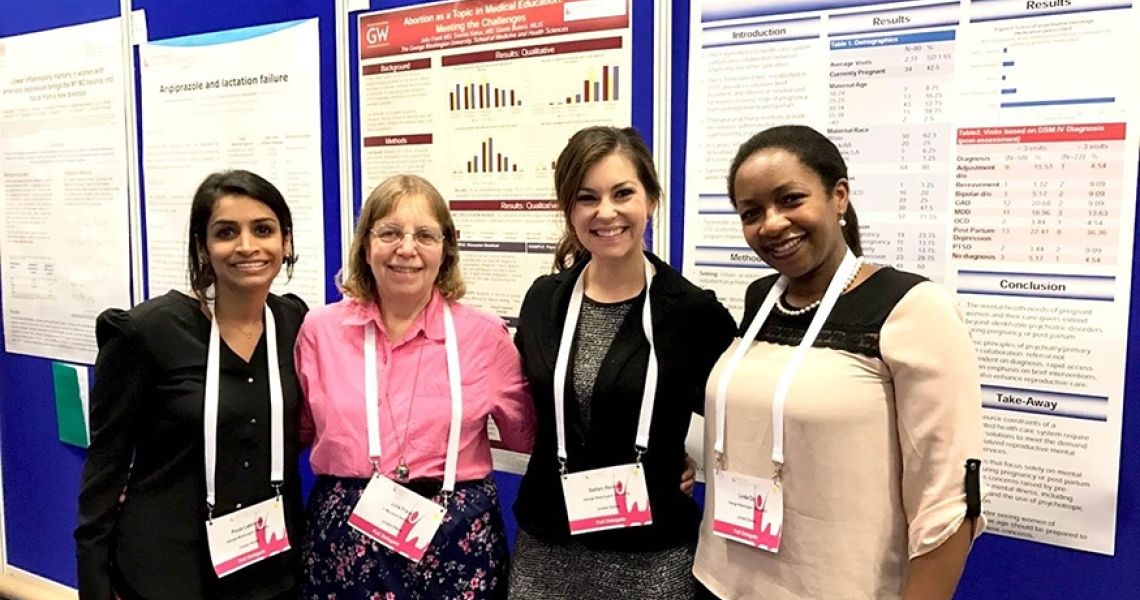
536, 259, 588, 373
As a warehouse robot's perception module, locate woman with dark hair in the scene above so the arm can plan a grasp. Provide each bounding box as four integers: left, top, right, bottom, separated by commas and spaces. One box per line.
508, 126, 736, 599
694, 125, 984, 599
76, 170, 307, 600
295, 174, 535, 599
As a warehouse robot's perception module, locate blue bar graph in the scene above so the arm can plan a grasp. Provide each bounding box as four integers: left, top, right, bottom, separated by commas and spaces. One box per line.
1001, 96, 1115, 108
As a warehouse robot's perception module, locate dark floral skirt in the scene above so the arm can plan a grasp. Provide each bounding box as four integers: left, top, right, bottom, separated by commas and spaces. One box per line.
301, 475, 509, 600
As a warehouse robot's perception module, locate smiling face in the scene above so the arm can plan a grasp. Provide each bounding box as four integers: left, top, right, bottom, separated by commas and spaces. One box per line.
203, 194, 289, 296
570, 152, 656, 264
733, 148, 849, 285
367, 194, 444, 307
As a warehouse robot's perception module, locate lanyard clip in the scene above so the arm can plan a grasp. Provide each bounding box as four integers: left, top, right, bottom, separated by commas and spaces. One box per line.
634, 446, 647, 465
558, 457, 568, 477
272, 481, 283, 498
206, 502, 215, 524
370, 458, 381, 478
772, 463, 784, 486
714, 451, 724, 473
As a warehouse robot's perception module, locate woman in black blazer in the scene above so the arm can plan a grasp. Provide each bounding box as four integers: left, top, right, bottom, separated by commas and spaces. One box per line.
75, 171, 307, 600
508, 127, 736, 599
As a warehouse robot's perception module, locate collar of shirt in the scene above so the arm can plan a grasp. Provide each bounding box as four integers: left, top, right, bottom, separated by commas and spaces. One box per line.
339, 289, 447, 345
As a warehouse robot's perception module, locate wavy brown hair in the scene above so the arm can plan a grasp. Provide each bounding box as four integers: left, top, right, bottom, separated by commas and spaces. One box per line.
341, 174, 465, 303
551, 126, 662, 271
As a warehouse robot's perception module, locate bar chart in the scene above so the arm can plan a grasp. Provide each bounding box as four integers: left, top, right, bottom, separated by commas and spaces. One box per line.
554, 65, 620, 104
957, 11, 1127, 123
465, 137, 519, 173
449, 82, 523, 111
996, 48, 1116, 110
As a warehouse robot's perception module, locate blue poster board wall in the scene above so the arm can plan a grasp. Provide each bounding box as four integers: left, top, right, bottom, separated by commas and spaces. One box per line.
0, 0, 1137, 598
666, 2, 1140, 599
0, 0, 343, 587
0, 1, 123, 587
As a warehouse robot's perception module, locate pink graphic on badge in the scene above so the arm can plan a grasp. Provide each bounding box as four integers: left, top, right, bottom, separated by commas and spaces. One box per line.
255, 516, 289, 553
752, 489, 783, 550
614, 480, 651, 525
393, 510, 434, 558
213, 507, 291, 576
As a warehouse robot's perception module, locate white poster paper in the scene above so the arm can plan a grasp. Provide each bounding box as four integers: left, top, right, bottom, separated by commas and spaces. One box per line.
356, 0, 633, 327
0, 17, 132, 364
140, 19, 325, 306
685, 0, 1139, 554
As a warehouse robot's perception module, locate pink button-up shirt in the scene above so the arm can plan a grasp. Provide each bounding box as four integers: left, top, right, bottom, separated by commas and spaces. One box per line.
295, 291, 535, 480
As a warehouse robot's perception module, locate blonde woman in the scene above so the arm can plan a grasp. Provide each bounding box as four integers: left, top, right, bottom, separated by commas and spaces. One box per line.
296, 175, 535, 599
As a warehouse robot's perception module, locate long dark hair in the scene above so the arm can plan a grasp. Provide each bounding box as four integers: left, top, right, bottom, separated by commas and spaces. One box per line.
552, 126, 662, 270
187, 170, 297, 301
727, 125, 862, 256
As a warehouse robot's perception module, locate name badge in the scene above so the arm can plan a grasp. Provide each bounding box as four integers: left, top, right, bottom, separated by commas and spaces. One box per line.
205, 496, 291, 577
347, 475, 446, 563
711, 470, 783, 552
561, 463, 653, 535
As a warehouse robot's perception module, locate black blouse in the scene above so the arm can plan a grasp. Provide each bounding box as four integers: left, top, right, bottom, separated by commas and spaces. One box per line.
75, 291, 307, 600
513, 253, 736, 552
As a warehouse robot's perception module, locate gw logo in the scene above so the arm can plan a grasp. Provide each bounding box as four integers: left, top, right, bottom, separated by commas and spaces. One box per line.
366, 22, 390, 45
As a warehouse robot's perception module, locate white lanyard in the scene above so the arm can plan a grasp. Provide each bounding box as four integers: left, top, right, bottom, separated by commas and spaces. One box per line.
553, 256, 658, 470
364, 301, 463, 493
714, 250, 857, 475
204, 304, 284, 517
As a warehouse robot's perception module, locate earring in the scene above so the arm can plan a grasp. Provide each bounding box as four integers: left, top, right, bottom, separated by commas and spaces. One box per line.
839, 217, 847, 227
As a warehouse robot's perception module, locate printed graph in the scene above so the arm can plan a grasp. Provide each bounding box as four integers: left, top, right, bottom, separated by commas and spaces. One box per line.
553, 65, 620, 104
450, 82, 522, 111
465, 137, 519, 173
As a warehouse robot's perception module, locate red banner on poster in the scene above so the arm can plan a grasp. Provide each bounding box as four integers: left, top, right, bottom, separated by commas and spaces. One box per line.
360, 0, 629, 59
957, 123, 1126, 144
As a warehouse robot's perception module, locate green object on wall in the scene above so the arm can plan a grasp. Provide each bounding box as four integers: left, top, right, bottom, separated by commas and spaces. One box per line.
52, 362, 90, 448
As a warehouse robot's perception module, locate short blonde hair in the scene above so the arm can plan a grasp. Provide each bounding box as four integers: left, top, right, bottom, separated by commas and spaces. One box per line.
342, 174, 465, 303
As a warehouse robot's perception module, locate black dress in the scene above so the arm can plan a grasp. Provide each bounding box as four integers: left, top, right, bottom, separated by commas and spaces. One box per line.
75, 291, 307, 600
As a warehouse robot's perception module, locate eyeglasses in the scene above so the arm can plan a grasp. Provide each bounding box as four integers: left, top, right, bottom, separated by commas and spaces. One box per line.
370, 225, 444, 248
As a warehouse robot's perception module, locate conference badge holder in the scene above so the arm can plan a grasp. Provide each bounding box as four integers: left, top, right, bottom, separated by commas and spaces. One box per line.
711, 470, 783, 553
562, 462, 653, 534
348, 472, 446, 563
206, 494, 291, 576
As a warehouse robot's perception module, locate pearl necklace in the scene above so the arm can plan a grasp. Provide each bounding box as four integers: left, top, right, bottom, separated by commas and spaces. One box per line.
774, 256, 864, 317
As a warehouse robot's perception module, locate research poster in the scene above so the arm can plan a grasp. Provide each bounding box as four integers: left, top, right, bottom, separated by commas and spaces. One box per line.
685, 0, 1139, 554
356, 0, 632, 325
0, 17, 131, 364
140, 19, 325, 306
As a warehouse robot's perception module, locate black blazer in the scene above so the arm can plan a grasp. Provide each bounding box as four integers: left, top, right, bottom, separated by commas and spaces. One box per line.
75, 291, 307, 600
513, 252, 735, 551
